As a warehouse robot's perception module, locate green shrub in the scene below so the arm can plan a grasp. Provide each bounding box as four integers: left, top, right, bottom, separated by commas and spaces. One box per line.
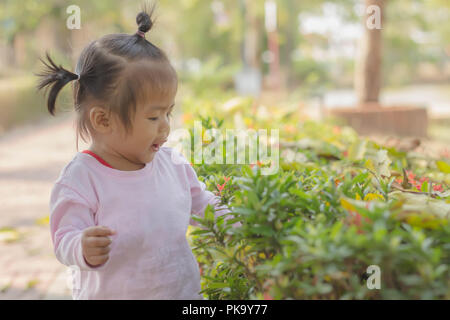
182, 104, 450, 300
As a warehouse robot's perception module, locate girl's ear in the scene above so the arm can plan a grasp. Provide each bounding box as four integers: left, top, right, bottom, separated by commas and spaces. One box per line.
89, 107, 112, 134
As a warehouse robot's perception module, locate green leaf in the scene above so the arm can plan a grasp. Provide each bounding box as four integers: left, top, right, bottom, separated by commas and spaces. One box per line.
421, 180, 429, 193
353, 171, 369, 184
191, 229, 213, 236
436, 160, 450, 173
348, 139, 367, 160
204, 205, 215, 221
372, 149, 392, 177
249, 225, 275, 237
208, 282, 230, 289
233, 207, 255, 216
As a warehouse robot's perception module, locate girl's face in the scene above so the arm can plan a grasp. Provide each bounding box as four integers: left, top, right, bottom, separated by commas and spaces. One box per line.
109, 93, 175, 168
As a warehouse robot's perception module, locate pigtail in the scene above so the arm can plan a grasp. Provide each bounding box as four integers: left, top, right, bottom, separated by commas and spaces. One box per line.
36, 52, 79, 116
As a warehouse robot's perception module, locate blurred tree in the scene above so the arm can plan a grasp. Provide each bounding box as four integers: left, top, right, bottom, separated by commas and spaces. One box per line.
0, 0, 448, 89
354, 0, 384, 105
0, 0, 126, 67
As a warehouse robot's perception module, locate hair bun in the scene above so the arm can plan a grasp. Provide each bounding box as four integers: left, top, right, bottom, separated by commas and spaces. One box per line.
136, 11, 152, 33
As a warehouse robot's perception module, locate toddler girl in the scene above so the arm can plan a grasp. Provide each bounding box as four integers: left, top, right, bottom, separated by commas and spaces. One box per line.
37, 7, 234, 300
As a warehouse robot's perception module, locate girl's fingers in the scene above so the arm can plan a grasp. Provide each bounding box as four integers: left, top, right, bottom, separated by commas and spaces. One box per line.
84, 226, 116, 237
84, 236, 112, 248
85, 246, 111, 256
86, 254, 110, 266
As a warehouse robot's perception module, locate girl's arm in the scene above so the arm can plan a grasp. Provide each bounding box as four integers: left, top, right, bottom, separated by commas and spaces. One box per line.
184, 164, 241, 228
49, 182, 109, 271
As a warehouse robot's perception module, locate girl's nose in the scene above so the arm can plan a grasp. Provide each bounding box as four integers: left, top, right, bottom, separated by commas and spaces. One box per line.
160, 115, 170, 132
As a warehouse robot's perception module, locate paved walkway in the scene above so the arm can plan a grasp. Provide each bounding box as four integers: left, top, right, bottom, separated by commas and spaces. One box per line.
0, 112, 87, 299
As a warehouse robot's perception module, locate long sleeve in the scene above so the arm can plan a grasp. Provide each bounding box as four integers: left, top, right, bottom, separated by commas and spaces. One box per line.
49, 182, 108, 271
184, 164, 240, 228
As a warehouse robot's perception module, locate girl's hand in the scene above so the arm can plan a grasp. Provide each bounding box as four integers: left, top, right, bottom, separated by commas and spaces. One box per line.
81, 226, 116, 267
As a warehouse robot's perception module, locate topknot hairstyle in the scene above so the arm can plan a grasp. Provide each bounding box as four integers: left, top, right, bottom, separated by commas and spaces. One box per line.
36, 1, 178, 150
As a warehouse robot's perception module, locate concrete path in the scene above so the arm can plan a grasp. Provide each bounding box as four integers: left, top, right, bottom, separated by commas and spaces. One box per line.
0, 112, 87, 299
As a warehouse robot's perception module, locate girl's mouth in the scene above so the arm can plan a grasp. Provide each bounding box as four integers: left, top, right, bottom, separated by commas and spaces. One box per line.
151, 139, 167, 152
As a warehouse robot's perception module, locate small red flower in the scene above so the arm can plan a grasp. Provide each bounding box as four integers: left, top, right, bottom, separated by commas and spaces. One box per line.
433, 184, 443, 192
351, 211, 362, 227
343, 150, 348, 158
345, 211, 371, 234
217, 182, 226, 194
263, 292, 274, 300
223, 176, 231, 183
406, 170, 416, 181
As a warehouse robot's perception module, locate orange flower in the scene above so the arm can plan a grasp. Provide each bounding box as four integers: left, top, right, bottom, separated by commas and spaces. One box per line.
182, 113, 193, 123
283, 124, 296, 134
332, 126, 341, 135
250, 161, 264, 168
217, 182, 226, 194
406, 170, 416, 181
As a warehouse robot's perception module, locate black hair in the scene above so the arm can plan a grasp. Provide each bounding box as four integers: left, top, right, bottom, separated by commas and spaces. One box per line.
36, 1, 178, 150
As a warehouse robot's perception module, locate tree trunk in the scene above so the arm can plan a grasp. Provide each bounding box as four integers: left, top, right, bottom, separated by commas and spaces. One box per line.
244, 0, 261, 70
355, 0, 384, 106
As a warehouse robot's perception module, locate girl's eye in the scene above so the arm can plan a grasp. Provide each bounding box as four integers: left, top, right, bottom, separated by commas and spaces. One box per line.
148, 108, 173, 121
